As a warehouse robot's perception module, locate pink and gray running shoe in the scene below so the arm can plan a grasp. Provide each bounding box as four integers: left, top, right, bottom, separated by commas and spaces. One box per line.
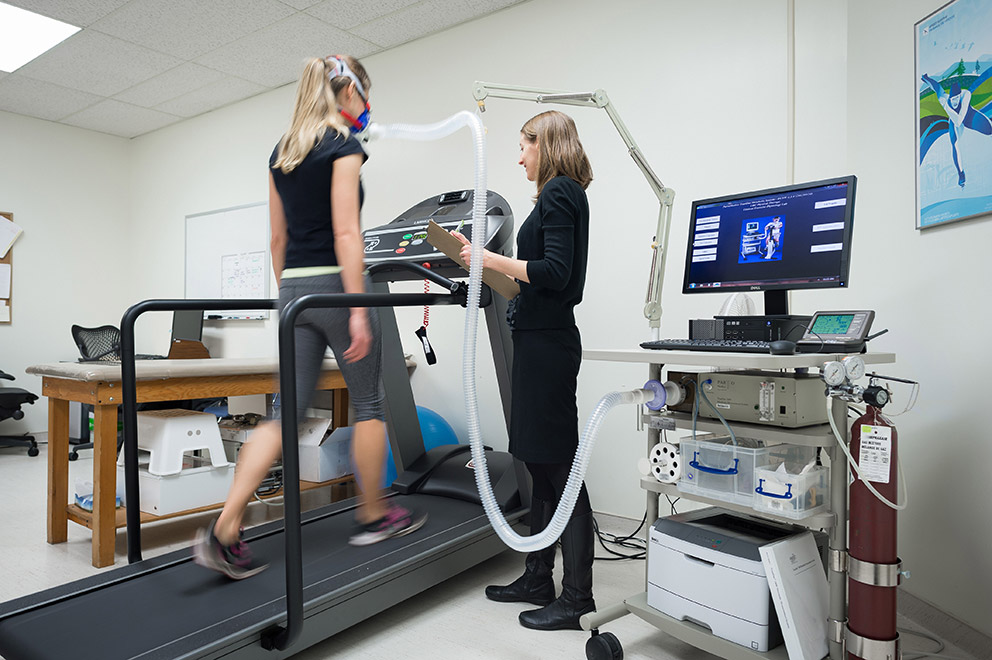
193, 521, 268, 580
349, 504, 428, 546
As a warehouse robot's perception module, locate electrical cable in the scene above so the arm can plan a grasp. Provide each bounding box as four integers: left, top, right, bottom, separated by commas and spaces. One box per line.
665, 494, 680, 516
593, 512, 647, 561
898, 627, 946, 660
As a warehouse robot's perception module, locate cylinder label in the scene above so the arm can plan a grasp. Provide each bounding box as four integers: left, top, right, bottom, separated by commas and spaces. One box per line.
858, 424, 892, 483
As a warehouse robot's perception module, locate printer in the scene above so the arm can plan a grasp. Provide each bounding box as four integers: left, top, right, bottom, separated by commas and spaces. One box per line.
647, 507, 826, 652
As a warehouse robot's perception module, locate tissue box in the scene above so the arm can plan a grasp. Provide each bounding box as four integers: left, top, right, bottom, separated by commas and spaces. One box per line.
299, 423, 351, 483
753, 464, 829, 519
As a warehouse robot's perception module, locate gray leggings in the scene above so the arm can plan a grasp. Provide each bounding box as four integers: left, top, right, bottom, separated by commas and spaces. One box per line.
278, 273, 385, 422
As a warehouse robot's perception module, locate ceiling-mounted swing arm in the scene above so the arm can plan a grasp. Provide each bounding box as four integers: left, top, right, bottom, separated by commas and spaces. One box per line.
472, 81, 675, 333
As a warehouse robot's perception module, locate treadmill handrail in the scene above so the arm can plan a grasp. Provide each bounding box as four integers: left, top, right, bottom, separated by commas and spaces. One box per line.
264, 291, 464, 652
117, 292, 465, 654
367, 261, 465, 295
120, 298, 278, 565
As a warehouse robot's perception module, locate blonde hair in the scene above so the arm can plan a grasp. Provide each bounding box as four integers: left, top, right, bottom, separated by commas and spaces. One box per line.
520, 110, 593, 199
272, 55, 371, 173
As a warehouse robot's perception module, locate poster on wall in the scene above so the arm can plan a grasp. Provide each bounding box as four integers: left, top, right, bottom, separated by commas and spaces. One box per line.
916, 0, 992, 229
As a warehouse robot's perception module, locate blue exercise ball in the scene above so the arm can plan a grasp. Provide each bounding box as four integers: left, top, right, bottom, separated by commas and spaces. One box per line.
383, 406, 460, 487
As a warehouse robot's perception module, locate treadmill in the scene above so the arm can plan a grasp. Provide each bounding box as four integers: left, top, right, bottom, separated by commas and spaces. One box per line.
0, 190, 526, 660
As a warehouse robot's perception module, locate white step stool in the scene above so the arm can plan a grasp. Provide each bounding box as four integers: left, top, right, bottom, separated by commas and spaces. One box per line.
124, 409, 229, 476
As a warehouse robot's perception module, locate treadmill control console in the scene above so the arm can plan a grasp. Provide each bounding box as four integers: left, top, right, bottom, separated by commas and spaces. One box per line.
363, 190, 514, 281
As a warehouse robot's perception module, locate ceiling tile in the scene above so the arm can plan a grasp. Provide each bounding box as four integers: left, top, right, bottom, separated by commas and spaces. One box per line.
154, 76, 266, 118
113, 63, 227, 108
0, 74, 102, 121
195, 13, 378, 88
279, 0, 324, 8
17, 30, 182, 97
3, 0, 130, 27
89, 0, 296, 60
349, 0, 476, 48
61, 99, 181, 138
464, 0, 526, 11
305, 0, 421, 31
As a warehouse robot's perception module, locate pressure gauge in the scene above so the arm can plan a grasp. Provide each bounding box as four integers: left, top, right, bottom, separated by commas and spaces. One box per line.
863, 385, 890, 408
842, 356, 866, 381
821, 361, 847, 387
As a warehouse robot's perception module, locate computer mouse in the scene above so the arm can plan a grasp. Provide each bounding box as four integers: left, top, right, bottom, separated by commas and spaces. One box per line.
769, 340, 797, 355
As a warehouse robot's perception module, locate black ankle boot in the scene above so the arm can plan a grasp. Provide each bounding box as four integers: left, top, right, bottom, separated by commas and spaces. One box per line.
486, 497, 556, 606
518, 510, 595, 631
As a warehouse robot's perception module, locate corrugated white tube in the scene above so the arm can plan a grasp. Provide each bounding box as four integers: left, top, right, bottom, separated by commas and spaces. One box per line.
369, 115, 654, 552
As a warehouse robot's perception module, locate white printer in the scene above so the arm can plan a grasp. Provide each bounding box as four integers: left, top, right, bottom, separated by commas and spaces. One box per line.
647, 507, 826, 652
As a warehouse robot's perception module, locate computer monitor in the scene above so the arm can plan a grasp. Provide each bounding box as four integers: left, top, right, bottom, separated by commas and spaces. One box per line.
171, 310, 204, 342
681, 175, 857, 315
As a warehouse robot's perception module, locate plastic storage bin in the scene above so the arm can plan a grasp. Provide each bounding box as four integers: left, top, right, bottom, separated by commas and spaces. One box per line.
752, 444, 829, 519
678, 437, 768, 506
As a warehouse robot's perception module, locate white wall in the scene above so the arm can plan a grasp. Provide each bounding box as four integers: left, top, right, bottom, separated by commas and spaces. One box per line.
847, 0, 992, 635
5, 0, 987, 635
0, 111, 132, 432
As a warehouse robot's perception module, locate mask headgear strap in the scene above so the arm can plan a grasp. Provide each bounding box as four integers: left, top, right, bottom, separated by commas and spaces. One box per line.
325, 55, 367, 102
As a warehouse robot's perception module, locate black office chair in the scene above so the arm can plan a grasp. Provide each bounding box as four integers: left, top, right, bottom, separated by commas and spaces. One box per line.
69, 325, 123, 460
71, 324, 122, 362
0, 369, 39, 457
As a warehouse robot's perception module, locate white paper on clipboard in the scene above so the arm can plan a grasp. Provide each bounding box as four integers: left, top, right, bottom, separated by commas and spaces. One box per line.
0, 216, 23, 259
0, 263, 11, 298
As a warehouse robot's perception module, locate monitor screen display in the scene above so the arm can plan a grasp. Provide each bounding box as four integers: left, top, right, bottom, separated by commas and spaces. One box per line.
681, 176, 856, 313
171, 310, 204, 342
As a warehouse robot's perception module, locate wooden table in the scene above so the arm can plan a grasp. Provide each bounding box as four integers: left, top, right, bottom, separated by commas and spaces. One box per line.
27, 357, 374, 568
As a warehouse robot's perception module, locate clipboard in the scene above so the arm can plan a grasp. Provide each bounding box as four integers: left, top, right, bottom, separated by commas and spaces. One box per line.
426, 220, 520, 299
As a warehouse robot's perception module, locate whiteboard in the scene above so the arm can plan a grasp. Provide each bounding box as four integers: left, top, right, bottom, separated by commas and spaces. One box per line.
185, 202, 271, 320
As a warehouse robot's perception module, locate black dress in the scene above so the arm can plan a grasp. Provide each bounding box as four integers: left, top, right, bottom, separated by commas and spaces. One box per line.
507, 176, 590, 464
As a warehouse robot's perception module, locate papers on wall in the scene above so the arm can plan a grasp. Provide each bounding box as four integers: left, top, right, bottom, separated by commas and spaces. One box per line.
0, 216, 23, 259
0, 263, 11, 299
221, 251, 266, 299
0, 301, 8, 323
759, 531, 829, 660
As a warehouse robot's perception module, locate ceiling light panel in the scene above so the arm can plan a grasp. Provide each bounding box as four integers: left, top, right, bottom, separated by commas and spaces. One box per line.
0, 2, 81, 72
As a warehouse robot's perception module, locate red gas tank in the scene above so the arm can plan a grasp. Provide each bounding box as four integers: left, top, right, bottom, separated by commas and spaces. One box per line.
847, 405, 899, 660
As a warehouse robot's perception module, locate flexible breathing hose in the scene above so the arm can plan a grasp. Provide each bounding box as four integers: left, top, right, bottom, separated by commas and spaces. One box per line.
369, 114, 657, 552
827, 396, 907, 510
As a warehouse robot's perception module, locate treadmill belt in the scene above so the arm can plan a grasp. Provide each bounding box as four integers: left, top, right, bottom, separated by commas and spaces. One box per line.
0, 494, 502, 660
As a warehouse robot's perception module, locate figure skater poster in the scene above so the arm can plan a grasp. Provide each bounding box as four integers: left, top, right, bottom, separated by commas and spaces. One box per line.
916, 0, 992, 229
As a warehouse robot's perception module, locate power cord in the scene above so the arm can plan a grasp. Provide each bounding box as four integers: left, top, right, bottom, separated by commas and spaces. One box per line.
593, 512, 647, 561
665, 494, 680, 517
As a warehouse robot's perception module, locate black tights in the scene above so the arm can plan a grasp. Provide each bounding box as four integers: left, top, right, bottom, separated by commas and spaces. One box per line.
526, 461, 591, 517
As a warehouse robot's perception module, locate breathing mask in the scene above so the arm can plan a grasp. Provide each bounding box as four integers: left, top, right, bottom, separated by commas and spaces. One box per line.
326, 55, 371, 131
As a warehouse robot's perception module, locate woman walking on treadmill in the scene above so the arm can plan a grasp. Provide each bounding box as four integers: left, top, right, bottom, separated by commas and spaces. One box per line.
194, 55, 426, 580
453, 110, 595, 630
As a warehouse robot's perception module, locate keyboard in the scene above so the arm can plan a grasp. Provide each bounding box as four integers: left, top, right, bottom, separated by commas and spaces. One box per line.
640, 338, 774, 353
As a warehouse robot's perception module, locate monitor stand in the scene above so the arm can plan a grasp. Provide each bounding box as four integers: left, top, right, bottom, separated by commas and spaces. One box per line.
167, 339, 210, 359
764, 289, 789, 317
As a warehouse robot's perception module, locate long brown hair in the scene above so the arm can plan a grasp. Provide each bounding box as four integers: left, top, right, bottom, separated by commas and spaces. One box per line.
272, 55, 371, 174
520, 110, 593, 199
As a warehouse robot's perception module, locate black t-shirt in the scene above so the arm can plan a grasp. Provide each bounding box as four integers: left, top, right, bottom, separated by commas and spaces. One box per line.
512, 175, 590, 330
269, 130, 367, 269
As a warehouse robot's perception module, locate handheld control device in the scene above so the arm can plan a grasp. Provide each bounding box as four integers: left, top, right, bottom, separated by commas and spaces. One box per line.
797, 310, 875, 353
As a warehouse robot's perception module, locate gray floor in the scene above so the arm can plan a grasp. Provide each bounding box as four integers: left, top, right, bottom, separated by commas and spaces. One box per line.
0, 442, 981, 660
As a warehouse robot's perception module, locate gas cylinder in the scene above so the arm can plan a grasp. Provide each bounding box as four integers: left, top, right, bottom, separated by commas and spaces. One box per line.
847, 403, 899, 660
